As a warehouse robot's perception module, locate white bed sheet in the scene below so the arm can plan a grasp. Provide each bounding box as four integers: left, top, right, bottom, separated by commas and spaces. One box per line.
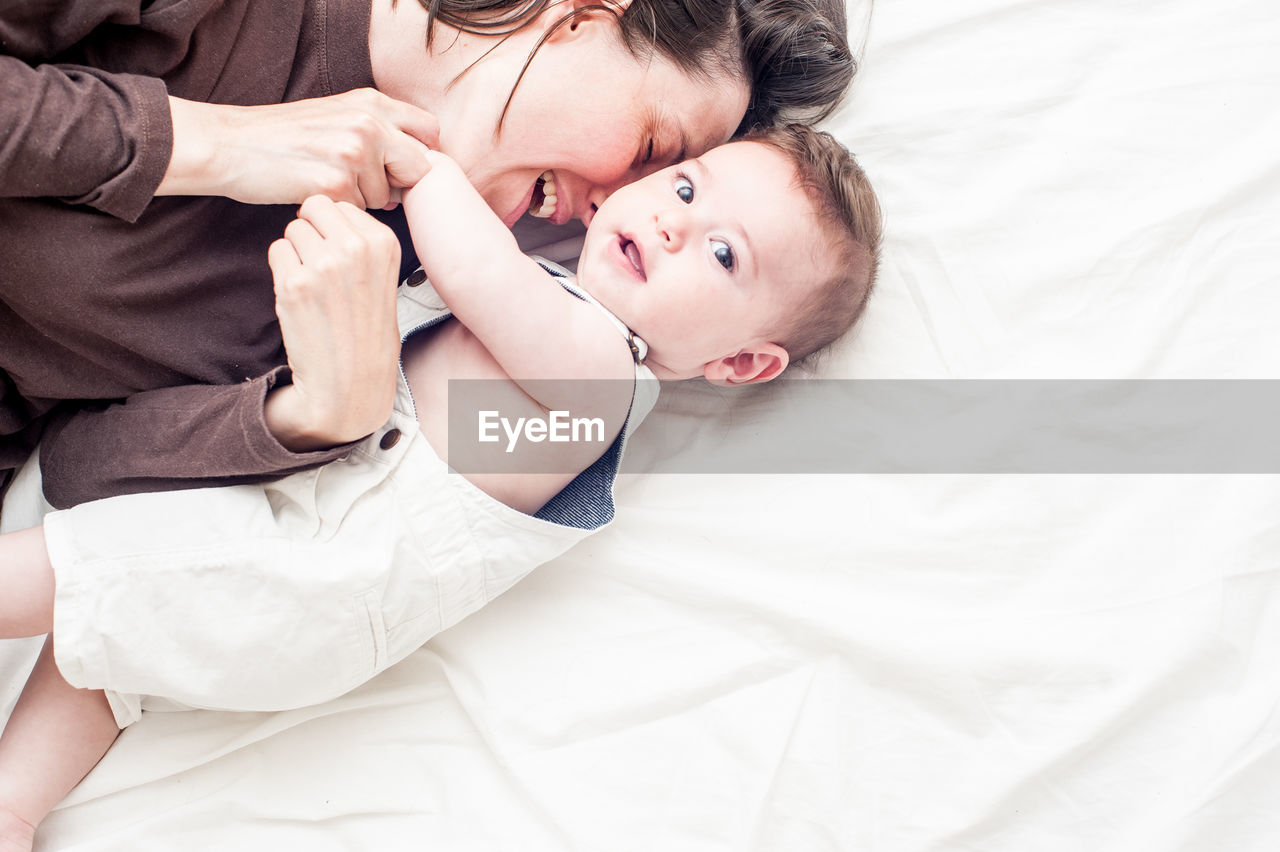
4, 0, 1280, 848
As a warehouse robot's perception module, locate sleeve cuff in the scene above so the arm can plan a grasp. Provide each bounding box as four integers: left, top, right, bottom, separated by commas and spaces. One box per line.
84, 75, 173, 223
239, 366, 362, 469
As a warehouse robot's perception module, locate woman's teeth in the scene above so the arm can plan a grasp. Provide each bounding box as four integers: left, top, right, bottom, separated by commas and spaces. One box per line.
529, 170, 558, 219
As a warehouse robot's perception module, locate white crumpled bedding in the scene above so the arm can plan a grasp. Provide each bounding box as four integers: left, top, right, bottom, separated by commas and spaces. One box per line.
3, 0, 1279, 848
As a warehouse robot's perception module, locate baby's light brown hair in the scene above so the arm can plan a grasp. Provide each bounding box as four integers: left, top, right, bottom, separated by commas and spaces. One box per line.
747, 124, 883, 364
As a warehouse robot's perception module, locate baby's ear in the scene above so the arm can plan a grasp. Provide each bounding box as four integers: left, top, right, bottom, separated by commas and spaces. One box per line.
704, 344, 789, 387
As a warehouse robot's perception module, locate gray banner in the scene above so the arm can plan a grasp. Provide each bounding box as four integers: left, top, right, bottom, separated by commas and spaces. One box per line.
446, 379, 1280, 474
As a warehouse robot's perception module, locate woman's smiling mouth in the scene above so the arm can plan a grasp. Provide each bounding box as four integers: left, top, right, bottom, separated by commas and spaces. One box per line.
529, 170, 559, 219
505, 170, 561, 227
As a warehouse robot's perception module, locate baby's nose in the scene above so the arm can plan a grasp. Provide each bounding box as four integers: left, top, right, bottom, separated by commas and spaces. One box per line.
655, 208, 689, 250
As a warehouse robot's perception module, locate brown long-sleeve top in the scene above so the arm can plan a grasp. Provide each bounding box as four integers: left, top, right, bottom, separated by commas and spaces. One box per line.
0, 0, 413, 507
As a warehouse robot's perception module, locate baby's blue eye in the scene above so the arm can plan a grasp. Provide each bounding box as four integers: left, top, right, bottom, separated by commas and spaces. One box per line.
712, 239, 735, 271
674, 176, 694, 204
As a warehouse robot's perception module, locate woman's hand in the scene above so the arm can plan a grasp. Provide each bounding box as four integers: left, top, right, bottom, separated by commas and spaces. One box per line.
264, 196, 404, 451
161, 89, 439, 210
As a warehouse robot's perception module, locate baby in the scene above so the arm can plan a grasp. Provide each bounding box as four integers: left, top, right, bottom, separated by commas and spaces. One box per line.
0, 124, 881, 847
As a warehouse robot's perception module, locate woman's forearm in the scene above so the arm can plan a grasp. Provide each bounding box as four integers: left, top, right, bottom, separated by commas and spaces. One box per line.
0, 55, 171, 222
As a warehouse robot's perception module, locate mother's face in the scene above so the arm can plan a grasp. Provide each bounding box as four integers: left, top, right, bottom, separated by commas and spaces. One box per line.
449, 11, 750, 228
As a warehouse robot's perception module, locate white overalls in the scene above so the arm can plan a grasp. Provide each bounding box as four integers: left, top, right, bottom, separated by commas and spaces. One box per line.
20, 262, 657, 727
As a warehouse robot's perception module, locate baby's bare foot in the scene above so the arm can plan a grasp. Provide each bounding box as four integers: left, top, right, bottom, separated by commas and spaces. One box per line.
0, 804, 35, 852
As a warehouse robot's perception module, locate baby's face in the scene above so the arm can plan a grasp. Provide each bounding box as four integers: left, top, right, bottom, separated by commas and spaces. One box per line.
576, 141, 832, 380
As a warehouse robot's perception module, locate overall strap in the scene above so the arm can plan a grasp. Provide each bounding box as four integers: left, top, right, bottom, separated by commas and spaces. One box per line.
534, 259, 649, 366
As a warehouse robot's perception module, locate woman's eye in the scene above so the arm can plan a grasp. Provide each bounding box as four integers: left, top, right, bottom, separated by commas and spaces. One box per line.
712, 239, 735, 271
674, 176, 694, 204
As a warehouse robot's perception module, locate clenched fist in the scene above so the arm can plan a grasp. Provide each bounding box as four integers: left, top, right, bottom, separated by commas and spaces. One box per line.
263, 196, 405, 450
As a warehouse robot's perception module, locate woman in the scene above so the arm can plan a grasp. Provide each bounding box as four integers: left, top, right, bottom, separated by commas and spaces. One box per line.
0, 0, 855, 508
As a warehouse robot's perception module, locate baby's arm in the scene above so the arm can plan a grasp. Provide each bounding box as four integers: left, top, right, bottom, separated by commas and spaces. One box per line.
400, 153, 632, 395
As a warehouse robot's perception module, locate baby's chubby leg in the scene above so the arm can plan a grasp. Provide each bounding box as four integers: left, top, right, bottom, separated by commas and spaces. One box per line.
0, 639, 119, 851
0, 807, 34, 852
1, 527, 119, 849
0, 527, 54, 639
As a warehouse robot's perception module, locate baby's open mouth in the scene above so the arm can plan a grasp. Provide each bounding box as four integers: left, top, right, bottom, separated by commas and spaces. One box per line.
529, 170, 558, 219
620, 236, 645, 279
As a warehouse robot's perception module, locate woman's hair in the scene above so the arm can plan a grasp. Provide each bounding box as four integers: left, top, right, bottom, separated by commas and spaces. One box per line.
747, 123, 883, 364
400, 0, 856, 132
733, 0, 855, 131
